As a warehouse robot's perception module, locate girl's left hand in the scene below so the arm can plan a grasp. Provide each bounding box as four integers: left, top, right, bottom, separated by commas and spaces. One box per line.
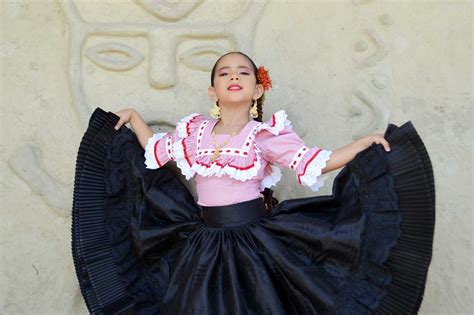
361, 134, 391, 152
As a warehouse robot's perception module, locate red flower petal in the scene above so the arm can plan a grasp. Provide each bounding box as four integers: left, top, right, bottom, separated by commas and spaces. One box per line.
257, 66, 272, 91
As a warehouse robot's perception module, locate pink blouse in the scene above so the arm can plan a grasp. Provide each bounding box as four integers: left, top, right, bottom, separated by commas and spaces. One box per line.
144, 110, 332, 206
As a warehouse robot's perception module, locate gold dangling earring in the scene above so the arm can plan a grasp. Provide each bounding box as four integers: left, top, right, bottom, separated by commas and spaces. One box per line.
250, 99, 258, 118
210, 100, 221, 119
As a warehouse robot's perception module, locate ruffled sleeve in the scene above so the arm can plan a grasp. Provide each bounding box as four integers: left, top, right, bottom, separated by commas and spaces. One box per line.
144, 131, 176, 169
144, 113, 206, 179
255, 110, 332, 192
172, 113, 206, 180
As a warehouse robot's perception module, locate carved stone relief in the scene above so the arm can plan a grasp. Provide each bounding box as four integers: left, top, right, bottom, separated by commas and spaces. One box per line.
349, 10, 395, 139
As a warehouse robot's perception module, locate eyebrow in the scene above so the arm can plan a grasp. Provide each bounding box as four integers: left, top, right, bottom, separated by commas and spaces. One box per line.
217, 65, 251, 72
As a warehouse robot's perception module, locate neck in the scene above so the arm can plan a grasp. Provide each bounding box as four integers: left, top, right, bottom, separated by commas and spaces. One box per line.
218, 102, 252, 126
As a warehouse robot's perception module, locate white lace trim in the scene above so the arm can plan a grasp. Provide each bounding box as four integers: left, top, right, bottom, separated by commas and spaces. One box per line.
165, 135, 174, 160
195, 120, 209, 150
196, 148, 249, 158
176, 113, 203, 138
172, 139, 195, 180
259, 164, 282, 190
191, 154, 262, 181
289, 146, 310, 170
144, 132, 169, 169
256, 109, 292, 135
298, 149, 332, 192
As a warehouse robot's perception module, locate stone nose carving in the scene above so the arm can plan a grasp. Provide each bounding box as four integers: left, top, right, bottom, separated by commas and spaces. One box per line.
148, 30, 178, 89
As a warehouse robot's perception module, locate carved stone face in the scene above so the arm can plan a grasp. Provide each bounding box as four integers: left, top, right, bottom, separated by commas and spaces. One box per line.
60, 0, 269, 130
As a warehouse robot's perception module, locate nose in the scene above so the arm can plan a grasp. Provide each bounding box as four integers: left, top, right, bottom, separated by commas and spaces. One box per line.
148, 31, 177, 89
230, 73, 239, 80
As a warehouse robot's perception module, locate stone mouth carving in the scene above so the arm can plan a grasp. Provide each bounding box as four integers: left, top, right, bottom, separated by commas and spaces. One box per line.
135, 0, 204, 22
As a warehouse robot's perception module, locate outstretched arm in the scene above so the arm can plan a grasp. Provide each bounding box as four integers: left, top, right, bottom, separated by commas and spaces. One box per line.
114, 108, 154, 149
322, 134, 390, 174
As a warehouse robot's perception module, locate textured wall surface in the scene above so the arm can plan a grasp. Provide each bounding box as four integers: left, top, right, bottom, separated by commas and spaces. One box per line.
1, 0, 472, 314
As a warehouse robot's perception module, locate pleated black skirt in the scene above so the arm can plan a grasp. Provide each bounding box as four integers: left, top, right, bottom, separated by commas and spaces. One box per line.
72, 108, 435, 315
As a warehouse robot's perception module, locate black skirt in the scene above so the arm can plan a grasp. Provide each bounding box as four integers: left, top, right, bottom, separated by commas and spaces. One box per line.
72, 108, 435, 315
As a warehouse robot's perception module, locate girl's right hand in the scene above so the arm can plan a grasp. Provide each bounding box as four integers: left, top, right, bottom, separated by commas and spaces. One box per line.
114, 108, 136, 130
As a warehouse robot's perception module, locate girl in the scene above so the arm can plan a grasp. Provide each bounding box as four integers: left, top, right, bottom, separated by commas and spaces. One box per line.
72, 51, 435, 314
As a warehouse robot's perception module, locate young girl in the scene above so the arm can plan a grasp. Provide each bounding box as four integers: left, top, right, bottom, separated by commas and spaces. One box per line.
72, 51, 435, 314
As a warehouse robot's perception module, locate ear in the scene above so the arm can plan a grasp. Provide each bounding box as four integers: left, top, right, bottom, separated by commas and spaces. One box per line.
208, 86, 218, 102
253, 84, 264, 100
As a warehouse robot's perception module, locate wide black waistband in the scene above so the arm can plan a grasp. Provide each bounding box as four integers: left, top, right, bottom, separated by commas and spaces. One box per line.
200, 198, 267, 227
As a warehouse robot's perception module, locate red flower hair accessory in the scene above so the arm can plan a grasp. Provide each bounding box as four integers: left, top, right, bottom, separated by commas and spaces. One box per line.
257, 66, 272, 91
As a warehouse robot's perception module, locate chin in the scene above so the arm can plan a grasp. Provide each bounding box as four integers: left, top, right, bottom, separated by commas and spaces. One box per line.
221, 100, 251, 107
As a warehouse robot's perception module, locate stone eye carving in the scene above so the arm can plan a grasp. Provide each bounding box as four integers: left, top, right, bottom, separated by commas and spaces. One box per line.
85, 42, 145, 71
180, 44, 230, 71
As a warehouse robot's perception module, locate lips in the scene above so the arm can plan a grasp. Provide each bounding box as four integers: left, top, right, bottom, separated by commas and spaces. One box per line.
228, 84, 242, 91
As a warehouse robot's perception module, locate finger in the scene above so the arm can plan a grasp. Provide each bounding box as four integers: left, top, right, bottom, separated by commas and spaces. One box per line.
382, 139, 391, 152
114, 118, 123, 130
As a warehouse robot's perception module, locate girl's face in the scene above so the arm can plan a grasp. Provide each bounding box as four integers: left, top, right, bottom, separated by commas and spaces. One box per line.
209, 53, 263, 108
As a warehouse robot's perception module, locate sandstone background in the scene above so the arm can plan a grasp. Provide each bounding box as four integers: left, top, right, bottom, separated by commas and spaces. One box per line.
1, 0, 472, 314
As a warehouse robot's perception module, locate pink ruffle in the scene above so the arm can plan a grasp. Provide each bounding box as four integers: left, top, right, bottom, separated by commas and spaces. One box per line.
255, 109, 292, 135
259, 164, 282, 190
190, 110, 293, 184
296, 148, 332, 192
192, 148, 261, 181
172, 113, 206, 180
144, 132, 171, 169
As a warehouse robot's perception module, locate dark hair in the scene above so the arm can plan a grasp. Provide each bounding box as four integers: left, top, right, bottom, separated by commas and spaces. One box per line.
210, 51, 279, 213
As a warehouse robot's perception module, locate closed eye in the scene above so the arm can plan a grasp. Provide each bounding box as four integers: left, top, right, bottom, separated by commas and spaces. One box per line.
219, 72, 250, 76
